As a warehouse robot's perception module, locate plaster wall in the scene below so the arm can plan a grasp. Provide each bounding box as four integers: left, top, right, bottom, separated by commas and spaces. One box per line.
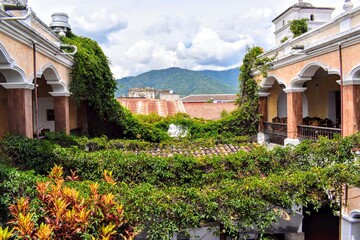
341, 44, 360, 79
268, 82, 283, 121
304, 75, 339, 119
296, 24, 340, 48
347, 187, 360, 213
30, 18, 58, 43
0, 33, 71, 85
351, 12, 360, 28
268, 50, 340, 86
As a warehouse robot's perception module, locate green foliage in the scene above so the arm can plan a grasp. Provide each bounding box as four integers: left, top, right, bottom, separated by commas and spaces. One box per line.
280, 36, 288, 43
1, 134, 360, 238
5, 166, 136, 239
61, 34, 169, 142
290, 18, 309, 38
235, 46, 276, 136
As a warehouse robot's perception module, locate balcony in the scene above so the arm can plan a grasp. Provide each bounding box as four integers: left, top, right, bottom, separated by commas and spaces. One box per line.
263, 121, 341, 145
263, 122, 288, 145
298, 125, 341, 141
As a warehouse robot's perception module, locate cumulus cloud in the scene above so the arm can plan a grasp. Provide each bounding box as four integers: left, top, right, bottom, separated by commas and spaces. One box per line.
176, 27, 252, 67
73, 9, 127, 33
28, 0, 351, 78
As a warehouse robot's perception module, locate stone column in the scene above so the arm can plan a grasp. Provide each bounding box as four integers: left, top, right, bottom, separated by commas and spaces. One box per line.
257, 93, 270, 144
284, 88, 306, 145
342, 81, 360, 136
5, 85, 34, 138
53, 95, 70, 134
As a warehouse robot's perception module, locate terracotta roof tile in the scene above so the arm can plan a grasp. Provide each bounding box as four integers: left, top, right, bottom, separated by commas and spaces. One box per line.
117, 98, 237, 120
183, 102, 237, 120
117, 98, 186, 117
181, 94, 237, 103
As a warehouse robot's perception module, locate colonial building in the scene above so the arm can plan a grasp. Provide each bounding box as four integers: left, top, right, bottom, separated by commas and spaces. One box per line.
257, 1, 360, 239
0, 1, 81, 138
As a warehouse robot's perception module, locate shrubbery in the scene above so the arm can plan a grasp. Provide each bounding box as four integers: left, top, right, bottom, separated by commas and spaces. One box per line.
1, 133, 360, 239
1, 165, 136, 239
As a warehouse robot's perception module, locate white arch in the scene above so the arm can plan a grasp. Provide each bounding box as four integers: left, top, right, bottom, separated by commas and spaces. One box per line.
0, 42, 15, 67
298, 61, 339, 77
259, 74, 287, 94
348, 65, 360, 80
290, 61, 340, 89
0, 42, 27, 84
0, 67, 27, 83
36, 63, 69, 94
38, 63, 62, 81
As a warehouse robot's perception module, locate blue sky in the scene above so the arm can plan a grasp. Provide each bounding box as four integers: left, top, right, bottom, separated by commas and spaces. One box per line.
27, 0, 357, 78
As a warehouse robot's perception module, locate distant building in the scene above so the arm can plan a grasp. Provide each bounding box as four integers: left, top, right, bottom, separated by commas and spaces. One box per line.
181, 94, 237, 103
117, 93, 238, 120
128, 87, 180, 100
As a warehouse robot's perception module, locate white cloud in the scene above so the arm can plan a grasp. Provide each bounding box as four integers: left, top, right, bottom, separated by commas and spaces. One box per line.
27, 0, 354, 78
73, 8, 128, 33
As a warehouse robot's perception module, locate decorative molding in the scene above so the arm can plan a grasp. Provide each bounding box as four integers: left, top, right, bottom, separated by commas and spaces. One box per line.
49, 92, 71, 97
290, 77, 311, 89
259, 92, 270, 97
338, 79, 360, 85
0, 82, 34, 90
284, 87, 307, 93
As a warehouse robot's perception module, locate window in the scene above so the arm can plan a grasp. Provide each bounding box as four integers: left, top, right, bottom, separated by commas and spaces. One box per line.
282, 20, 285, 26
47, 109, 55, 121
310, 14, 314, 21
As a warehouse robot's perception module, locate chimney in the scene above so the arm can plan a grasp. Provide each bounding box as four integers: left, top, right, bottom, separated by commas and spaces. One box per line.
49, 12, 71, 36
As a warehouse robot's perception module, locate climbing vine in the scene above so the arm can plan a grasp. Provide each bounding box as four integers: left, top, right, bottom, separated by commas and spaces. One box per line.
61, 33, 168, 142
234, 46, 275, 135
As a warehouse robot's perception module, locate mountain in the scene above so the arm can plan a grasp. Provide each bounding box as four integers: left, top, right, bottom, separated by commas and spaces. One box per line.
115, 67, 240, 97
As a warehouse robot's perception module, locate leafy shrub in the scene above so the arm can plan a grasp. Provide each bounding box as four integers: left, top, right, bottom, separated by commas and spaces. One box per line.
4, 166, 136, 239
290, 18, 309, 38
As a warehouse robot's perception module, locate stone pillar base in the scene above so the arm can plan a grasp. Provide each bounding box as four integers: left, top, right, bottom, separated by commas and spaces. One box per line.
257, 132, 267, 145
284, 138, 301, 146
285, 232, 304, 240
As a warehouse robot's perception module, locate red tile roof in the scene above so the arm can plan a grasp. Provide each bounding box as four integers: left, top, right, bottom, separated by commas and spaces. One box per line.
181, 94, 237, 103
117, 98, 238, 120
183, 102, 237, 120
117, 98, 186, 117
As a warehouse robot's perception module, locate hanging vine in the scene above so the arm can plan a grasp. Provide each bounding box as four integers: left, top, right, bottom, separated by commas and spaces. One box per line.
61, 33, 168, 142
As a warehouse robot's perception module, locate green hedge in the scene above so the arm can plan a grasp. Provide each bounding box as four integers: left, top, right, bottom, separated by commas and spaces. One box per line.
1, 134, 360, 239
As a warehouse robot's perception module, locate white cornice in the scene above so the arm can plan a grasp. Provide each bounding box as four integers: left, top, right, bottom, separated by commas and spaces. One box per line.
0, 11, 73, 68
267, 27, 360, 73
49, 92, 71, 97
0, 82, 34, 90
259, 92, 270, 97
338, 79, 360, 86
284, 87, 306, 93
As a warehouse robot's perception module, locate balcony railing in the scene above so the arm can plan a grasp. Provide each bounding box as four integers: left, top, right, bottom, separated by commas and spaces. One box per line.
263, 122, 288, 145
298, 125, 341, 141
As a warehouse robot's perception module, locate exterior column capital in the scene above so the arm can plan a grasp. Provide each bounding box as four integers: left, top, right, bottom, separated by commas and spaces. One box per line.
50, 92, 71, 97
0, 82, 34, 90
259, 92, 270, 97
284, 88, 307, 93
338, 79, 360, 86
